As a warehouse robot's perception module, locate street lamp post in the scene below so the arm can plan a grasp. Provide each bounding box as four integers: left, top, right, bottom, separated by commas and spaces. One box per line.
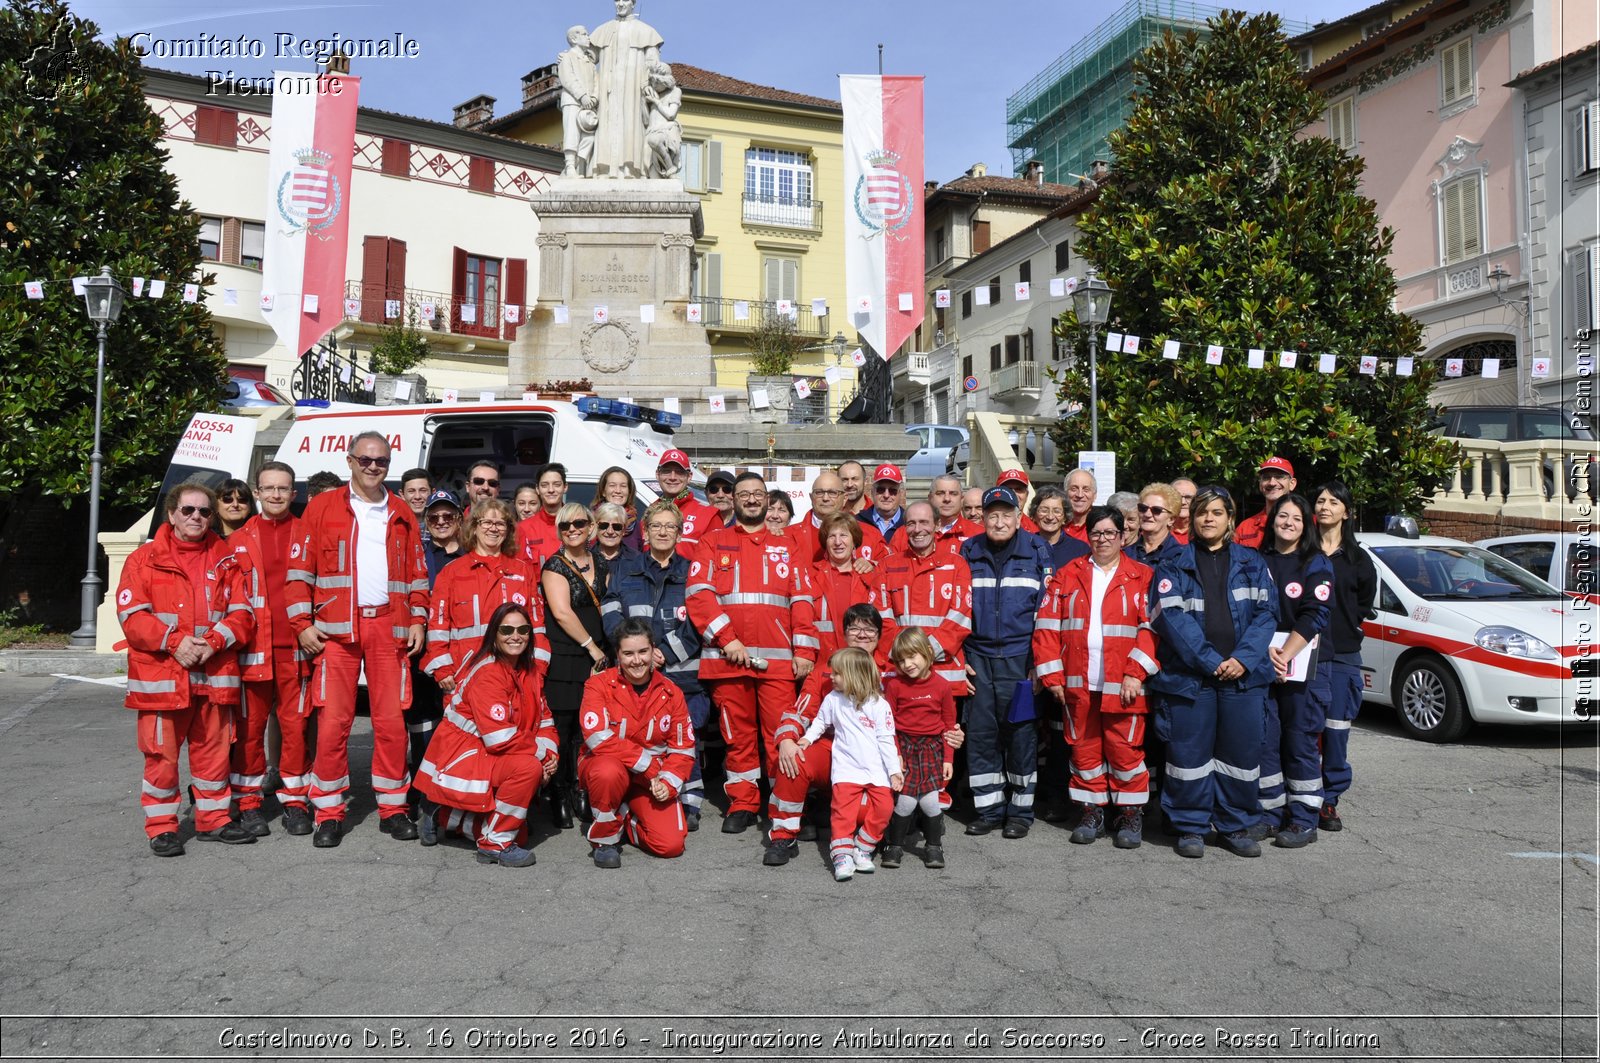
1070, 267, 1114, 450
831, 330, 848, 363
69, 267, 125, 649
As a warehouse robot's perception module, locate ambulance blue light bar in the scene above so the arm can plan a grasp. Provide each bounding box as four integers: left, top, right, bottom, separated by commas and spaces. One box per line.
574, 396, 682, 430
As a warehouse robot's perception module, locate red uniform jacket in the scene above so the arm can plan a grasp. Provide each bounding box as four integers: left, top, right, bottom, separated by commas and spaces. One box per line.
285, 487, 429, 645
889, 516, 980, 559
578, 668, 696, 797
415, 656, 557, 812
687, 522, 815, 681
228, 512, 303, 681
424, 552, 550, 682
875, 548, 973, 694
1032, 556, 1160, 714
117, 525, 254, 710
794, 561, 885, 667
673, 493, 723, 559
516, 508, 561, 571
1234, 509, 1269, 550
786, 511, 893, 567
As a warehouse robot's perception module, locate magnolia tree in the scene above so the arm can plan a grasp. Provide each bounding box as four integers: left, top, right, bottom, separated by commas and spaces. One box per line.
1052, 10, 1455, 523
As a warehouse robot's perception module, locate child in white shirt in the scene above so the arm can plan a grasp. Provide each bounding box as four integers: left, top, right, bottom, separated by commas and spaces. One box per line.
797, 647, 903, 880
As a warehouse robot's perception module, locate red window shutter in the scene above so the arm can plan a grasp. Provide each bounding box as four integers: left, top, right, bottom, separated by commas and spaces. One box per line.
361, 237, 388, 323
193, 106, 216, 144
503, 257, 527, 340
381, 139, 409, 177
468, 156, 494, 193
387, 239, 407, 302
973, 220, 992, 254
194, 106, 237, 148
451, 247, 468, 330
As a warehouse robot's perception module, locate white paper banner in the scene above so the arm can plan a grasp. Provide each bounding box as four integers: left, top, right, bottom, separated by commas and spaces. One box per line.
1162, 340, 1180, 360
934, 289, 951, 308
1358, 355, 1378, 375
1318, 353, 1337, 374
661, 397, 680, 413
554, 305, 570, 324
708, 394, 726, 413
1049, 278, 1065, 298
385, 299, 400, 319
897, 292, 914, 311
148, 279, 167, 298
302, 293, 318, 314
1247, 349, 1265, 369
342, 297, 360, 317
1396, 356, 1414, 377
479, 390, 497, 403
1279, 350, 1297, 369
973, 287, 990, 307
72, 277, 88, 296
733, 301, 749, 322
1481, 357, 1499, 379
393, 379, 414, 401
1106, 332, 1123, 352
686, 303, 701, 323
460, 304, 477, 324
749, 387, 770, 410
824, 366, 841, 384
23, 281, 43, 300
1013, 282, 1030, 302
639, 304, 656, 323
812, 298, 828, 316
337, 364, 352, 384
184, 283, 200, 303
1121, 334, 1139, 354
224, 288, 239, 306
1205, 344, 1224, 365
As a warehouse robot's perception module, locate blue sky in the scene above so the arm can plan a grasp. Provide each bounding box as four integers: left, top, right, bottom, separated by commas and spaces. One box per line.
69, 0, 1361, 182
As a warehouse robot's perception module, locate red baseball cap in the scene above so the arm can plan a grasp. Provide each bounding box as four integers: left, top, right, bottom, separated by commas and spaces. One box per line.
1258, 456, 1295, 478
997, 468, 1030, 487
873, 463, 904, 484
658, 449, 691, 471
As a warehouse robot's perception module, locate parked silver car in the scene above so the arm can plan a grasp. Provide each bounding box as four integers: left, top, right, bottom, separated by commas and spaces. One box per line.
1478, 532, 1597, 595
904, 423, 968, 479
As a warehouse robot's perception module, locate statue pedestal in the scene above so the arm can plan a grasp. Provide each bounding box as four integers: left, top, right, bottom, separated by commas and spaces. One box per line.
510, 178, 714, 403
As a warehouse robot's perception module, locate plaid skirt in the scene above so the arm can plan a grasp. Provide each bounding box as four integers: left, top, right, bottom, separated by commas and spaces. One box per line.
895, 732, 946, 797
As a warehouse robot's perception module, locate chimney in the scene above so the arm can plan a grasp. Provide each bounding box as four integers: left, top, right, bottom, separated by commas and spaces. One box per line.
1089, 159, 1109, 182
453, 94, 496, 130
924, 180, 939, 193
522, 64, 560, 107
1024, 159, 1045, 186
966, 161, 987, 179
323, 51, 351, 76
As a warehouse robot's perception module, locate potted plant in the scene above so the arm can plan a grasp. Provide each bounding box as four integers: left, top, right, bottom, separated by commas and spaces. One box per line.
745, 308, 804, 423
370, 303, 432, 404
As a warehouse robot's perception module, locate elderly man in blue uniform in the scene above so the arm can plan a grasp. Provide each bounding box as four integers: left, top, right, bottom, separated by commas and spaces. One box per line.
958, 486, 1054, 839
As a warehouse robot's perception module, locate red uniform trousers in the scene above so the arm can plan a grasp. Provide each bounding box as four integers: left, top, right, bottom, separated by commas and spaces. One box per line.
1067, 691, 1150, 807
830, 782, 892, 862
138, 697, 234, 837
579, 757, 687, 857
708, 675, 791, 814
307, 610, 412, 824
475, 752, 544, 853
234, 646, 311, 811
766, 736, 832, 842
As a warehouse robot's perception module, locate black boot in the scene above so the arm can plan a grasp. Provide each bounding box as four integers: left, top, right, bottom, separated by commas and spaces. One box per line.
922, 813, 946, 868
548, 785, 573, 829
880, 812, 914, 869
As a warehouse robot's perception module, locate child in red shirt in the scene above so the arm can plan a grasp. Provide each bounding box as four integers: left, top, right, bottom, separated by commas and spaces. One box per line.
881, 628, 959, 869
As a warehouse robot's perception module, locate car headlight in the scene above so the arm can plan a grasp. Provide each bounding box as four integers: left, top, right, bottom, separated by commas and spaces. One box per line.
1475, 625, 1558, 660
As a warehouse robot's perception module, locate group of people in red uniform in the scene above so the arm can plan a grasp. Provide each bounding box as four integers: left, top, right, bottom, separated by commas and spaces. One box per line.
119, 433, 1373, 870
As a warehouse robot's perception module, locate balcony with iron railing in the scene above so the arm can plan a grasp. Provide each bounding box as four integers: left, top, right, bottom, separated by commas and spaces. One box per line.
697, 297, 828, 337
343, 280, 521, 346
991, 359, 1042, 398
741, 194, 823, 231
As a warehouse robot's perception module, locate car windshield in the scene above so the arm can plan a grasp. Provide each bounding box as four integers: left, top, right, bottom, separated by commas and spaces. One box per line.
1373, 544, 1564, 601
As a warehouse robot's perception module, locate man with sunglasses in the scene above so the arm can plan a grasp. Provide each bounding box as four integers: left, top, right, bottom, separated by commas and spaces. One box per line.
422, 491, 465, 583
516, 462, 567, 571
686, 471, 817, 833
465, 461, 502, 506
858, 463, 907, 540
228, 461, 312, 835
704, 469, 737, 527
287, 432, 430, 848
655, 449, 719, 558
117, 483, 257, 855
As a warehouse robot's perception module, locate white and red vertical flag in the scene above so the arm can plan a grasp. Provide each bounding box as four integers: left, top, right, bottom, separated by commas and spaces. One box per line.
841, 75, 924, 361
262, 70, 360, 357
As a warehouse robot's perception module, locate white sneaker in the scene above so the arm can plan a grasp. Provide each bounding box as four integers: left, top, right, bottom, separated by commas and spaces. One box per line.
852, 848, 876, 873
832, 855, 854, 881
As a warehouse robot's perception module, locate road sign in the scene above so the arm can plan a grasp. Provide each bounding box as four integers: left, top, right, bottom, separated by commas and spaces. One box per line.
963, 375, 979, 392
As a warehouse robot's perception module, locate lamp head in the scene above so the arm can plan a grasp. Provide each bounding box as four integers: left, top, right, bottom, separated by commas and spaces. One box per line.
82, 266, 125, 324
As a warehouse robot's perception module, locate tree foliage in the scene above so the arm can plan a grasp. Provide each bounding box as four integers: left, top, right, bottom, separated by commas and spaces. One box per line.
1054, 10, 1456, 522
0, 0, 226, 526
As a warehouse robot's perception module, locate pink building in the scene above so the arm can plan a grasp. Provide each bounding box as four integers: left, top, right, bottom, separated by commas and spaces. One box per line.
1297, 0, 1596, 408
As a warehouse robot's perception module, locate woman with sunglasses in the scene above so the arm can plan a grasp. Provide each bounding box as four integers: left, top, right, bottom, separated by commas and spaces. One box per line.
216, 478, 255, 538
597, 466, 644, 551
1252, 493, 1332, 849
423, 499, 549, 695
413, 602, 558, 866
1147, 485, 1278, 859
593, 503, 639, 567
540, 501, 612, 828
1126, 483, 1184, 569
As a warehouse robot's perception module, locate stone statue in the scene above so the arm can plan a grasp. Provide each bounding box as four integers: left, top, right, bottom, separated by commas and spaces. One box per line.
642, 60, 682, 179
586, 0, 663, 178
556, 26, 598, 178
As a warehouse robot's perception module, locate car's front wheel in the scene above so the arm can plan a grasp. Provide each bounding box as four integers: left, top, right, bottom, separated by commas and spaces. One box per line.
1392, 655, 1471, 742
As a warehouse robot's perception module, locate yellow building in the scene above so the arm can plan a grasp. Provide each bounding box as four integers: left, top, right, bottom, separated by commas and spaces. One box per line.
476, 63, 858, 418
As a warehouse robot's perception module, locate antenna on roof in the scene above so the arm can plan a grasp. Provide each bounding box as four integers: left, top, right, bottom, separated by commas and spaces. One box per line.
878, 44, 883, 76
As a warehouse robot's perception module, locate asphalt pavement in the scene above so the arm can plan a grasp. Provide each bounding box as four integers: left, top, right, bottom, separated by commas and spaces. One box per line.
0, 674, 1595, 1062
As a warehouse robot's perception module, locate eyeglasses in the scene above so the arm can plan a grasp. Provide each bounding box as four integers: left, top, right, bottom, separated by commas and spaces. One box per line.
812, 488, 842, 498
496, 624, 533, 636
219, 492, 247, 504
845, 627, 878, 637
1178, 495, 1195, 504
351, 455, 391, 469
256, 485, 291, 494
476, 520, 507, 530
646, 522, 679, 533
874, 483, 900, 493
1137, 504, 1168, 516
471, 477, 501, 488
558, 519, 591, 532
427, 512, 458, 524
597, 521, 625, 532
177, 505, 213, 518
734, 491, 767, 502
1088, 529, 1121, 540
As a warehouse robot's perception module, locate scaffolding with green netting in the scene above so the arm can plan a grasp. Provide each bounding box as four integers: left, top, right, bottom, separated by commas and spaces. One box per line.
1005, 0, 1309, 182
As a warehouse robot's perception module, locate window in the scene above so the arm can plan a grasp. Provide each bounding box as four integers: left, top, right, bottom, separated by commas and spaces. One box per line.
1486, 542, 1555, 582
363, 236, 408, 324
987, 276, 1001, 305
973, 220, 992, 254
762, 255, 799, 303
451, 246, 498, 335
1439, 174, 1482, 265
962, 354, 973, 381
681, 139, 723, 193
1055, 240, 1070, 273
1328, 97, 1356, 151
934, 227, 947, 263
468, 156, 494, 193
744, 148, 813, 226
961, 290, 972, 319
381, 138, 409, 177
1297, 46, 1314, 71
198, 216, 222, 261
1439, 38, 1474, 108
693, 251, 722, 325
193, 105, 237, 148
239, 222, 264, 270
1004, 334, 1021, 365
1578, 102, 1600, 175
990, 343, 1001, 371
1574, 244, 1600, 332
1018, 260, 1031, 285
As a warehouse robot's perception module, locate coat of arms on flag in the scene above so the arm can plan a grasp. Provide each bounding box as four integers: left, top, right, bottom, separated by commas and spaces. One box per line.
853, 149, 914, 241
277, 147, 343, 239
